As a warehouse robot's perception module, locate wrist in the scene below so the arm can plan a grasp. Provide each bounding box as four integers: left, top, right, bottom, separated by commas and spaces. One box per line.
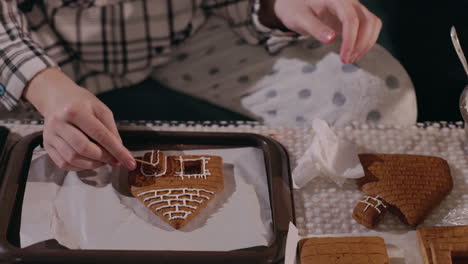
23, 67, 75, 117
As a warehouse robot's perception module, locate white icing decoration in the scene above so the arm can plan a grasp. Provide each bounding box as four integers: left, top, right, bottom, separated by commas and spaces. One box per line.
140, 150, 168, 177
359, 195, 387, 214
138, 188, 215, 221
174, 156, 211, 179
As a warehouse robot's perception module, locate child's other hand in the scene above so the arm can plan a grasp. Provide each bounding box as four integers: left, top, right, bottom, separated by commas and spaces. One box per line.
260, 0, 382, 63
24, 67, 136, 171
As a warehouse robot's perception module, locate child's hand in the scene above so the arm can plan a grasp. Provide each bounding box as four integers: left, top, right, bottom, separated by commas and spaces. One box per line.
24, 67, 136, 171
259, 0, 382, 63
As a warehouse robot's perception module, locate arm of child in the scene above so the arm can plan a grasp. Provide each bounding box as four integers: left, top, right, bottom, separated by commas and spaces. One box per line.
203, 0, 381, 63
0, 1, 135, 171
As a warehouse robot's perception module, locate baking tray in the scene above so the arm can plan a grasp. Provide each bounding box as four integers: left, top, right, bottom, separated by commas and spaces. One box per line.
0, 130, 294, 264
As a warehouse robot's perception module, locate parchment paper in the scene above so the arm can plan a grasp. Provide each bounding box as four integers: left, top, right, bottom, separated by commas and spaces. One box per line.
20, 147, 273, 251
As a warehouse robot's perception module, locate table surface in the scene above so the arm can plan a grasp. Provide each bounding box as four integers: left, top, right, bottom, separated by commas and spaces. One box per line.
2, 119, 468, 263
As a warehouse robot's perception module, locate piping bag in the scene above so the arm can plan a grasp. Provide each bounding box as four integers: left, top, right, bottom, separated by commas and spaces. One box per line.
292, 119, 364, 188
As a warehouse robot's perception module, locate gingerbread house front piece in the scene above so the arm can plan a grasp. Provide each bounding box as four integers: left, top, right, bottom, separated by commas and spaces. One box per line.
129, 150, 224, 229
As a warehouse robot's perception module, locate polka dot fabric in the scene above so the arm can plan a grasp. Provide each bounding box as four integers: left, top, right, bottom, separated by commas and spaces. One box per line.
154, 17, 417, 127
241, 50, 417, 127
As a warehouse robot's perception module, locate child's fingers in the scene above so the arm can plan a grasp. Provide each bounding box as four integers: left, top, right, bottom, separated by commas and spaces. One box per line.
326, 0, 360, 63
55, 122, 116, 164
51, 135, 106, 170
45, 143, 83, 171
64, 107, 135, 170
352, 5, 382, 61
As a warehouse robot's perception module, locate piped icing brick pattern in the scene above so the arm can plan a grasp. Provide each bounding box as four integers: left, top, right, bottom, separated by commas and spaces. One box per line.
136, 188, 215, 221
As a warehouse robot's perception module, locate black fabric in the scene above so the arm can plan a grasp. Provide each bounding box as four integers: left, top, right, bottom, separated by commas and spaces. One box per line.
18, 0, 35, 13
97, 78, 253, 121
0, 126, 8, 154
363, 0, 468, 122
392, 0, 468, 122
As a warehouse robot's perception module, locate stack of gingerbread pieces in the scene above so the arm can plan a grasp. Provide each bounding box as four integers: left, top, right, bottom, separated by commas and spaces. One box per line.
129, 150, 224, 229
417, 225, 468, 264
352, 154, 453, 228
298, 236, 389, 264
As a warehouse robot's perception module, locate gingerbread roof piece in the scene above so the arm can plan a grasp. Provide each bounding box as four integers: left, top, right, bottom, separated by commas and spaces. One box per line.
417, 226, 468, 264
129, 151, 224, 229
299, 236, 389, 264
356, 154, 452, 227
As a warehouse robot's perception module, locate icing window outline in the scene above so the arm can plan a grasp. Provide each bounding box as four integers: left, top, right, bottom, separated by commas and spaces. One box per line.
140, 150, 168, 177
359, 195, 387, 214
175, 156, 211, 179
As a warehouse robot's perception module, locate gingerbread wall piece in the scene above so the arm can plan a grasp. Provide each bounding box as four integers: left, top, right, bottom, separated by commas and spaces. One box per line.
299, 236, 389, 264
355, 154, 453, 227
417, 226, 468, 264
352, 195, 388, 228
129, 151, 224, 229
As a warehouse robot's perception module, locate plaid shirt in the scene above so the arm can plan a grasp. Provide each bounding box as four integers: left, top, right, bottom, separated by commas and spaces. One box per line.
0, 0, 298, 110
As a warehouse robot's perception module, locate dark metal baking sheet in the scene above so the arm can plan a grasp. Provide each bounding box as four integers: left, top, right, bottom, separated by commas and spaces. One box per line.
0, 130, 294, 264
